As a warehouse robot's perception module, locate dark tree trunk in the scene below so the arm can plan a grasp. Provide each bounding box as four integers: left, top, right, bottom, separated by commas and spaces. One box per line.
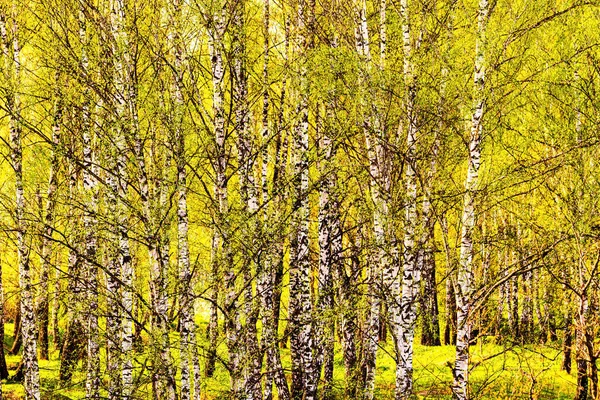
0, 263, 8, 379
421, 249, 441, 346
575, 358, 588, 400
10, 361, 24, 382
204, 293, 218, 378
36, 299, 49, 360
562, 314, 572, 374
586, 336, 598, 400
59, 320, 86, 383
339, 231, 361, 398
444, 276, 457, 346
274, 251, 285, 348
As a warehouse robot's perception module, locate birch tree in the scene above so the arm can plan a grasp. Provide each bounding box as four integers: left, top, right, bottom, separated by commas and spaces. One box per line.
260, 7, 291, 399
289, 0, 316, 398
395, 0, 420, 396
0, 5, 41, 399
79, 6, 100, 395
452, 1, 489, 398
353, 2, 387, 396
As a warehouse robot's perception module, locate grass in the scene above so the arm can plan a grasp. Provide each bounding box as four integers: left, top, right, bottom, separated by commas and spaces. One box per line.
1, 321, 578, 399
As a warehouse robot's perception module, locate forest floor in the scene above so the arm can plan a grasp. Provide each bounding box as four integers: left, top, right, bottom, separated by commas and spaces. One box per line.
1, 322, 577, 399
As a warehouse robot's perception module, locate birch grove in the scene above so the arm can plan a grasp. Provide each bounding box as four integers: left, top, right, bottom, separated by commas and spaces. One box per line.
0, 0, 599, 399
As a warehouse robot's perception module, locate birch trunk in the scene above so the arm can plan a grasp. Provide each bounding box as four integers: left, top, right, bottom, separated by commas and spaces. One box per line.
261, 12, 291, 400
174, 14, 195, 400
231, 2, 262, 396
0, 8, 41, 400
209, 7, 239, 396
353, 2, 388, 397
60, 168, 86, 384
520, 270, 533, 342
260, 1, 274, 397
575, 291, 589, 400
509, 274, 519, 338
73, 8, 100, 397
111, 1, 135, 395
105, 152, 123, 400
420, 58, 447, 348
339, 229, 361, 398
396, 1, 421, 396
289, 1, 315, 398
0, 258, 7, 380
37, 74, 61, 362
441, 216, 457, 346
452, 1, 489, 398
561, 262, 573, 373
314, 100, 340, 399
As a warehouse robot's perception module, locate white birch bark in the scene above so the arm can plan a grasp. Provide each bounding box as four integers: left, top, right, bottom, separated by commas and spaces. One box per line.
173, 5, 195, 396
74, 8, 101, 397
208, 6, 240, 395
452, 1, 489, 398
0, 255, 6, 385
230, 2, 262, 396
261, 11, 291, 400
0, 8, 41, 400
315, 100, 340, 399
37, 72, 61, 362
105, 151, 123, 400
289, 1, 316, 399
396, 1, 421, 397
353, 2, 387, 397
260, 2, 274, 397
110, 1, 134, 396
59, 165, 87, 384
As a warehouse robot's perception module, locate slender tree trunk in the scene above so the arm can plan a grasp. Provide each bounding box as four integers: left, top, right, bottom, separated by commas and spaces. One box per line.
82, 75, 101, 400
209, 8, 239, 397
0, 256, 6, 400
420, 53, 444, 348
354, 2, 388, 397
452, 1, 489, 399
575, 293, 589, 400
231, 2, 262, 397
205, 245, 219, 378
174, 19, 196, 400
441, 216, 457, 346
37, 77, 61, 361
0, 260, 8, 380
314, 99, 340, 399
104, 28, 124, 400
585, 328, 598, 400
420, 247, 441, 346
59, 168, 86, 384
561, 262, 573, 374
260, 2, 274, 398
261, 14, 291, 399
339, 229, 361, 398
520, 270, 533, 343
1, 8, 41, 399
509, 276, 519, 338
289, 1, 316, 399
51, 258, 60, 350
394, 1, 423, 397
563, 312, 573, 374
110, 2, 137, 397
